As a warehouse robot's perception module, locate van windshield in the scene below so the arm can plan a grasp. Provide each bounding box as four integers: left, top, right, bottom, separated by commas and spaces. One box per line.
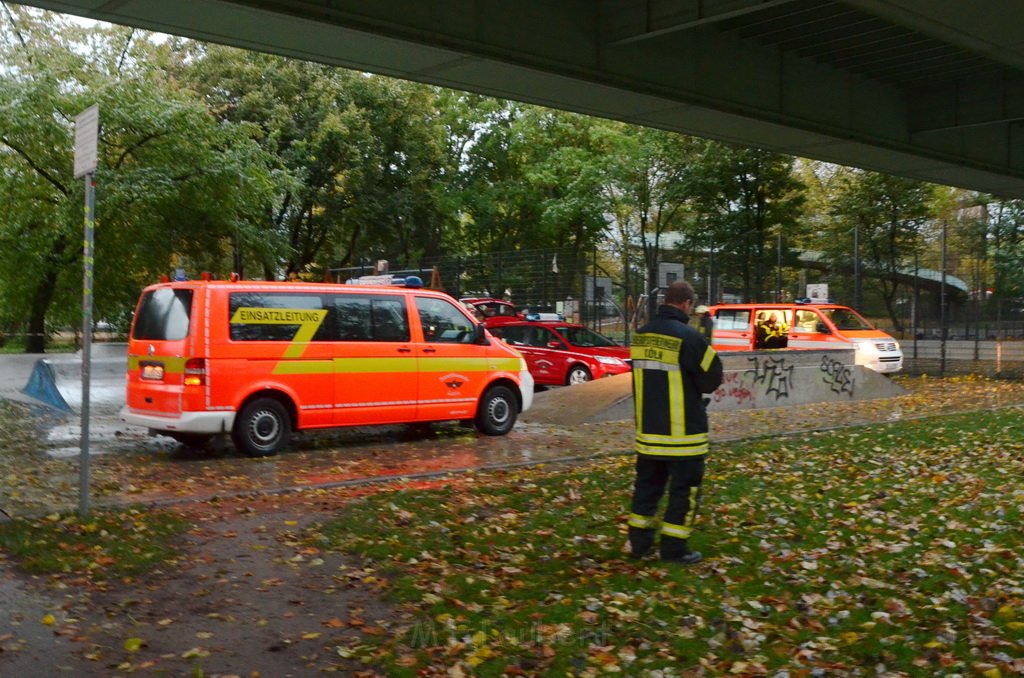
821, 307, 874, 331
132, 288, 193, 341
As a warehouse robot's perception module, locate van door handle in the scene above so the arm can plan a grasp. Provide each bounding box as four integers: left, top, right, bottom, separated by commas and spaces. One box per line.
397, 346, 412, 353
422, 347, 437, 354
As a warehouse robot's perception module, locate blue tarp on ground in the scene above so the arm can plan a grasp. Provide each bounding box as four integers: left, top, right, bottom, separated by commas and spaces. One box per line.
20, 359, 73, 414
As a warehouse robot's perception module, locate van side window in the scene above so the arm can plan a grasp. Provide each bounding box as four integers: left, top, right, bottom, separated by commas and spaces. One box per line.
794, 310, 821, 333
228, 293, 329, 342
415, 296, 476, 343
715, 309, 751, 331
333, 294, 409, 342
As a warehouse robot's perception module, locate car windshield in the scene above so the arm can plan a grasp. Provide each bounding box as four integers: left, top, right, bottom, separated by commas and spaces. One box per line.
821, 307, 874, 331
477, 302, 517, 317
556, 326, 618, 347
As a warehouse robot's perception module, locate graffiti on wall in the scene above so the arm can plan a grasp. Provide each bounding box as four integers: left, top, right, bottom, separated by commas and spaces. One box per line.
746, 354, 794, 401
820, 355, 855, 397
711, 371, 755, 406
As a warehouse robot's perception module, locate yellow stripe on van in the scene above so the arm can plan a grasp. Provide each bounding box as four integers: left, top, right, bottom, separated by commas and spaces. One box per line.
128, 356, 188, 373
272, 360, 336, 375
423, 357, 522, 372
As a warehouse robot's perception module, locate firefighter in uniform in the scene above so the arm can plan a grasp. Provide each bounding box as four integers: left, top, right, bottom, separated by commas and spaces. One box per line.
694, 304, 714, 343
628, 281, 723, 564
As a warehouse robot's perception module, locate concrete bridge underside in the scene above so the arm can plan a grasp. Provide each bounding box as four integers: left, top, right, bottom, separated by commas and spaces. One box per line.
17, 0, 1024, 197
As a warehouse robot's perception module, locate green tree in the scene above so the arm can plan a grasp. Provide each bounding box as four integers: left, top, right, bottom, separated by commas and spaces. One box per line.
691, 144, 806, 303
597, 125, 703, 316
0, 9, 274, 351
181, 45, 455, 278
985, 198, 1024, 318
828, 170, 935, 329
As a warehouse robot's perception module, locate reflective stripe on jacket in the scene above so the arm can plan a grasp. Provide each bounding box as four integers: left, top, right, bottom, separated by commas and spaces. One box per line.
631, 305, 723, 457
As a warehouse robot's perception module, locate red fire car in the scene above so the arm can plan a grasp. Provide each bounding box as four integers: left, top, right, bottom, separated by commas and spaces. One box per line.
460, 297, 523, 326
488, 318, 631, 386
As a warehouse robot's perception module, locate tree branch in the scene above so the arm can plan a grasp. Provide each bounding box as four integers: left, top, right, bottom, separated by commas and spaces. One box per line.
1, 2, 27, 48
0, 136, 69, 197
113, 131, 169, 169
116, 28, 134, 73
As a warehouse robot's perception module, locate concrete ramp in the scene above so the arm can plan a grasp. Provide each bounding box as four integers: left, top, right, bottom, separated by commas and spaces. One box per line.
522, 348, 906, 426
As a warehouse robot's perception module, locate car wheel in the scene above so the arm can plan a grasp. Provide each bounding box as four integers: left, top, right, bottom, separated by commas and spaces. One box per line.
566, 365, 592, 386
232, 397, 291, 457
475, 385, 518, 436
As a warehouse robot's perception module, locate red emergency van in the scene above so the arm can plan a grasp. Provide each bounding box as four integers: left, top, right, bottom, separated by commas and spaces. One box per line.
708, 302, 903, 373
120, 275, 534, 455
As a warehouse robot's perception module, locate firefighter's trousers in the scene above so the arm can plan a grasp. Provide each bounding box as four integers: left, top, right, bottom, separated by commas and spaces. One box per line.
628, 454, 706, 558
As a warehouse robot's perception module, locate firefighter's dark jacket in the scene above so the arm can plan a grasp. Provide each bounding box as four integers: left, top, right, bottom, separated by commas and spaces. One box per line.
630, 305, 724, 457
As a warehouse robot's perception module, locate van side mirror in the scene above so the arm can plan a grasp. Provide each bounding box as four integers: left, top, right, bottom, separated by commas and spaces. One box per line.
473, 323, 489, 344
816, 322, 831, 334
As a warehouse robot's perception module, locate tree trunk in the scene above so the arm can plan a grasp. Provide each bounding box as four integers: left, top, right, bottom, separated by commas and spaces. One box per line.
26, 271, 59, 353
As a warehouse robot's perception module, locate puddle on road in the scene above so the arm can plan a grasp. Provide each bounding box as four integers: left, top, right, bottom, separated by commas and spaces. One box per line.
28, 418, 632, 512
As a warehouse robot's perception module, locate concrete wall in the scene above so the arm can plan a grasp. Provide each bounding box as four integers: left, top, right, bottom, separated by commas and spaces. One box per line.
576, 348, 905, 425
709, 348, 904, 411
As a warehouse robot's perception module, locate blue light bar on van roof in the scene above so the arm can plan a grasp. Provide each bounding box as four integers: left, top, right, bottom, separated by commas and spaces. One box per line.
346, 274, 424, 288
525, 312, 564, 321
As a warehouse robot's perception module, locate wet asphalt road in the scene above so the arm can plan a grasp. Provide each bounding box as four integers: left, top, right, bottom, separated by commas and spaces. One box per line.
0, 348, 635, 515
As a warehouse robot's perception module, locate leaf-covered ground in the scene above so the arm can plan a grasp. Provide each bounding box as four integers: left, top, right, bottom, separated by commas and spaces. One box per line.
0, 376, 1022, 676
311, 407, 1024, 677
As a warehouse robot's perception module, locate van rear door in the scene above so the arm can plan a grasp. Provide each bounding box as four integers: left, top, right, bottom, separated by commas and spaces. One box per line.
126, 287, 194, 417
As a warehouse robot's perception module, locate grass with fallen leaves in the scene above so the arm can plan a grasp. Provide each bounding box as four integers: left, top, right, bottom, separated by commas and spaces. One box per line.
0, 506, 189, 579
314, 408, 1024, 677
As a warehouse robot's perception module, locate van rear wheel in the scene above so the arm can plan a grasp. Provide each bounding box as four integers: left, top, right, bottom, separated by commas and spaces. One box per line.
475, 385, 518, 436
232, 397, 291, 457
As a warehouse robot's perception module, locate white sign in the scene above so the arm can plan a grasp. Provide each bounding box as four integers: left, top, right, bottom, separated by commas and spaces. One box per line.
807, 283, 829, 302
74, 104, 99, 178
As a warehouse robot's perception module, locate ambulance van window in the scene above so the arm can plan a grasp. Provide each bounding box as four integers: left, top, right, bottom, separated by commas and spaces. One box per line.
132, 288, 193, 341
333, 294, 409, 342
368, 296, 409, 342
715, 309, 751, 331
415, 296, 475, 343
228, 293, 328, 342
794, 309, 820, 332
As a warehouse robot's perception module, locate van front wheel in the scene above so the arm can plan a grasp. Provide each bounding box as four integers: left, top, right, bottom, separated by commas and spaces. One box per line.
233, 397, 291, 457
475, 385, 518, 436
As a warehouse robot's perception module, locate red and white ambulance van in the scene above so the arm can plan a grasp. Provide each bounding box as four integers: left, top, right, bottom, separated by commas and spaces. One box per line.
708, 301, 903, 373
120, 275, 534, 455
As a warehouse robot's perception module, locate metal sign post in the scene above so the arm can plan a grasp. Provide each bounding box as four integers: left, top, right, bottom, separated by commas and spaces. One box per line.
74, 104, 99, 517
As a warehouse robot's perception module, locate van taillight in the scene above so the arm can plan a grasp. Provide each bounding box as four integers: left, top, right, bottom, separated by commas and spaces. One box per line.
184, 359, 206, 387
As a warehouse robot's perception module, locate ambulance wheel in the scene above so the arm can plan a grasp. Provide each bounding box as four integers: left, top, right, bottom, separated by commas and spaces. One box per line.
233, 397, 291, 457
476, 385, 517, 436
566, 365, 592, 386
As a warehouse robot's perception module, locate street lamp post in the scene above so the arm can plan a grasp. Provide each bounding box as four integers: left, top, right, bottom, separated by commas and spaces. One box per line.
853, 224, 861, 309
776, 230, 783, 303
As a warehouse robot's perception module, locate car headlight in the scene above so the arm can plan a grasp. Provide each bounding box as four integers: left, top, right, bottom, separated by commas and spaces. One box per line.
854, 340, 878, 354
596, 355, 626, 366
